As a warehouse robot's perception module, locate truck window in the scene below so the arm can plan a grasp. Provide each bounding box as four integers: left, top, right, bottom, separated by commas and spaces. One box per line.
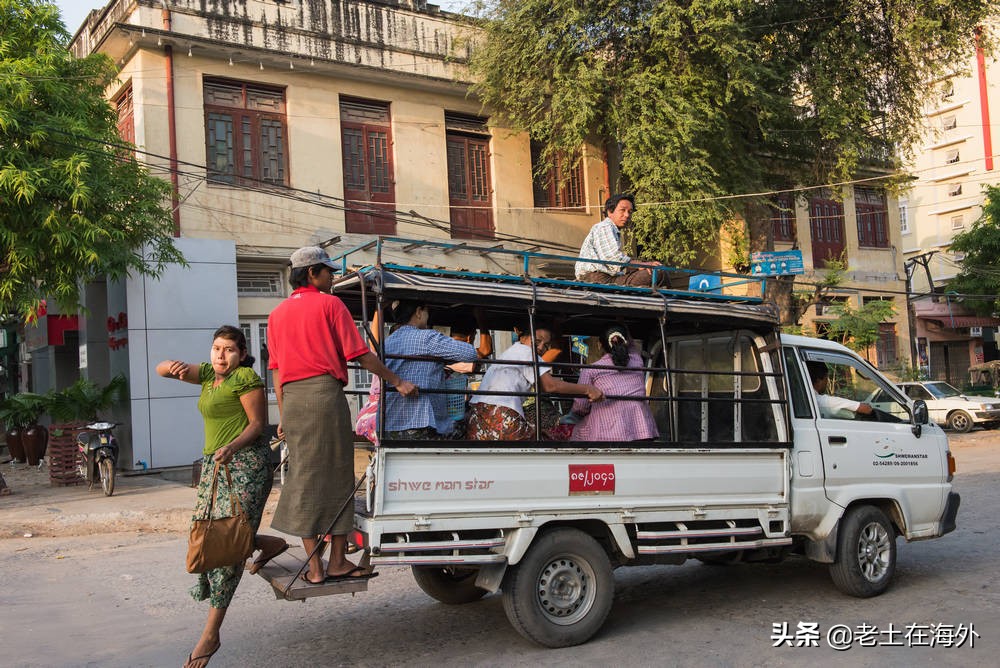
669, 332, 779, 444
782, 348, 813, 419
804, 353, 909, 422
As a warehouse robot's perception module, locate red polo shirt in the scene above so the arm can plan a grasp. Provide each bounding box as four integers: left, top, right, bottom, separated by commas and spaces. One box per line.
267, 286, 368, 385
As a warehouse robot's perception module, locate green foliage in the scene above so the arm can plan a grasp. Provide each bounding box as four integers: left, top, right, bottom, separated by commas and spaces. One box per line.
946, 184, 1000, 316
470, 0, 990, 262
0, 391, 46, 428
0, 0, 183, 321
45, 374, 127, 423
825, 299, 896, 354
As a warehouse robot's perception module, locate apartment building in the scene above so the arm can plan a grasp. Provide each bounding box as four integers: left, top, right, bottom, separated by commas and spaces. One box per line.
902, 26, 1000, 383
55, 0, 608, 468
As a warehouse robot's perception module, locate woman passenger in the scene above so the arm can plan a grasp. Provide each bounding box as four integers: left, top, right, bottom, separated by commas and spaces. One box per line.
570, 326, 658, 442
156, 326, 288, 668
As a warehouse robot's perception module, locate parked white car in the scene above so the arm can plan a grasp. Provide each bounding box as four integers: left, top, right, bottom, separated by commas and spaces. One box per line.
897, 381, 1000, 432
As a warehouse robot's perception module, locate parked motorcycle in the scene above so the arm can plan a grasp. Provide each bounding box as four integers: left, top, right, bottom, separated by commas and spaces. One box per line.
76, 422, 120, 496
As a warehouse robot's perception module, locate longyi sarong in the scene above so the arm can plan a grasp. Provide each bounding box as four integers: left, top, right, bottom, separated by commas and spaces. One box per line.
271, 375, 355, 536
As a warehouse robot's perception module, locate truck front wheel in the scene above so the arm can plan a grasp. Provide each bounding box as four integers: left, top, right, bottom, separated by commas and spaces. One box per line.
411, 566, 488, 605
501, 528, 613, 648
829, 505, 896, 598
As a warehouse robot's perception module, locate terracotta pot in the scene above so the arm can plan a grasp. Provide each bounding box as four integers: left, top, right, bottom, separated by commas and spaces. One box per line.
22, 424, 48, 466
5, 427, 25, 463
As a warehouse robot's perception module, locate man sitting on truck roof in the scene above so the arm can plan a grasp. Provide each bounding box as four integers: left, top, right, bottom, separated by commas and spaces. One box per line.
807, 361, 874, 420
575, 194, 665, 286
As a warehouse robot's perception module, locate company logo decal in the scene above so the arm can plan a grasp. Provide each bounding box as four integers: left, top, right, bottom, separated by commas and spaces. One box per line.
872, 444, 929, 467
569, 464, 615, 495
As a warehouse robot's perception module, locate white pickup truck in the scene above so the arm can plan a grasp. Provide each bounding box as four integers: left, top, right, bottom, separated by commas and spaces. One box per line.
265, 240, 960, 648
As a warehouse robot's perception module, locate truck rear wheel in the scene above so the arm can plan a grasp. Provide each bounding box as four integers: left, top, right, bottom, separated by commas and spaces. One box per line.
501, 527, 613, 648
829, 505, 896, 598
411, 566, 487, 605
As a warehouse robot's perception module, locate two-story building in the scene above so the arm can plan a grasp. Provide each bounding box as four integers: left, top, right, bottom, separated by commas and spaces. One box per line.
57, 0, 608, 468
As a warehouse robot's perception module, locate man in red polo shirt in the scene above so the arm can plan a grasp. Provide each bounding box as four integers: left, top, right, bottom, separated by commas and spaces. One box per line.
267, 246, 416, 584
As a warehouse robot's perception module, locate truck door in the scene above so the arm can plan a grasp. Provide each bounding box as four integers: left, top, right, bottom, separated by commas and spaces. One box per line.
800, 349, 948, 535
781, 347, 828, 535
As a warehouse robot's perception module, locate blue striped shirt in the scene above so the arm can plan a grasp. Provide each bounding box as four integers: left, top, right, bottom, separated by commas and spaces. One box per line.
384, 326, 479, 434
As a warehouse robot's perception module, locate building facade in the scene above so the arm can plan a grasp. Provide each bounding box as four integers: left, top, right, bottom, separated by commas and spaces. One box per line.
58, 0, 609, 468
902, 26, 1000, 384
767, 185, 912, 373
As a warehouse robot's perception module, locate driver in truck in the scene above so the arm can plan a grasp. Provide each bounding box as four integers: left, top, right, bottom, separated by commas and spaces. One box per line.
808, 361, 874, 419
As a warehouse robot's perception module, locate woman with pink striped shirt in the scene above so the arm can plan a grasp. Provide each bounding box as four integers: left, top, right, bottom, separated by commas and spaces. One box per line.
570, 327, 658, 442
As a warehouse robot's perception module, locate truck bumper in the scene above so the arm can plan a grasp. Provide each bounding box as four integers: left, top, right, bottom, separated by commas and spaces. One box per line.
940, 492, 961, 536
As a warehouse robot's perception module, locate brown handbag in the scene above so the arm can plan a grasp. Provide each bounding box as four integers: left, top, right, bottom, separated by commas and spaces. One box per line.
185, 462, 255, 574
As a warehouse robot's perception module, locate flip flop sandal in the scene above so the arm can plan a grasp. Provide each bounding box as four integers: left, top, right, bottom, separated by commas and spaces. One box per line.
325, 566, 379, 582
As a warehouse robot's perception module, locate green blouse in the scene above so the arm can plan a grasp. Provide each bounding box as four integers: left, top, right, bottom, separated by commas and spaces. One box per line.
197, 363, 264, 455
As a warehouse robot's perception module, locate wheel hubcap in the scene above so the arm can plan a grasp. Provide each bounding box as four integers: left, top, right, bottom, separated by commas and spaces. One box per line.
857, 522, 891, 582
536, 556, 596, 625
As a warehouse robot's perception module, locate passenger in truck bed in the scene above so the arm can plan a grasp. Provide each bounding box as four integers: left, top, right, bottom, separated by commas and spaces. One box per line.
570, 326, 659, 442
384, 301, 480, 439
467, 326, 605, 440
442, 310, 493, 437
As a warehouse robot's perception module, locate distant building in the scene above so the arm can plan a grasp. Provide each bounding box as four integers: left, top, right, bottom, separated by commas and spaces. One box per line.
902, 24, 1000, 384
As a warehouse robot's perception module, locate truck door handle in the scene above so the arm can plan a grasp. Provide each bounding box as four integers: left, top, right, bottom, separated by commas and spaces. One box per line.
828, 436, 847, 444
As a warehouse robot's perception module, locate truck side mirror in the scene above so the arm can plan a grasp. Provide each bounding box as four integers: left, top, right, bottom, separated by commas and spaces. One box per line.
911, 399, 929, 437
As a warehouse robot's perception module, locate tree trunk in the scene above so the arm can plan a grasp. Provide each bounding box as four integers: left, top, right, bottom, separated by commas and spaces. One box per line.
745, 202, 801, 326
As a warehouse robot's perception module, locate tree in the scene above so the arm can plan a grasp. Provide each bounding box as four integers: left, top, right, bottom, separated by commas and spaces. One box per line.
0, 0, 182, 321
469, 0, 991, 317
946, 184, 1000, 316
824, 299, 896, 359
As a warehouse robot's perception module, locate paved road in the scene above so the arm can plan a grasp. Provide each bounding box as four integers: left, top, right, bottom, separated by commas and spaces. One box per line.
1, 431, 996, 667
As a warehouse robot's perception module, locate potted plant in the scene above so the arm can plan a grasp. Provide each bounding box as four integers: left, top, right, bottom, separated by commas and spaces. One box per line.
0, 393, 48, 465
1, 395, 27, 463
46, 375, 128, 424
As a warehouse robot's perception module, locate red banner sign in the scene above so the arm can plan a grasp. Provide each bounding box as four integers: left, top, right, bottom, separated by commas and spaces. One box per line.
568, 464, 615, 495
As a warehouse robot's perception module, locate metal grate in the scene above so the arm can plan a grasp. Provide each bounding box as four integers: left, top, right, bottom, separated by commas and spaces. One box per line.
237, 269, 283, 296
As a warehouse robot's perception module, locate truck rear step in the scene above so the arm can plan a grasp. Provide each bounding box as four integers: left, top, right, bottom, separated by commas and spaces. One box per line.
253, 545, 374, 601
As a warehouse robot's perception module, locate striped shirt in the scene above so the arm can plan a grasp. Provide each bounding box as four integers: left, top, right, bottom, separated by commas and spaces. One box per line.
575, 218, 630, 278
384, 326, 478, 434
570, 352, 658, 442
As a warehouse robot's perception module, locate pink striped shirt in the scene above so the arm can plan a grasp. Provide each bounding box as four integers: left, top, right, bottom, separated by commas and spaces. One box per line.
570, 352, 658, 442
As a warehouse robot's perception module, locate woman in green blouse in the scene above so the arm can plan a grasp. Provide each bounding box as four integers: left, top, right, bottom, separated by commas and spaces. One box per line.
157, 325, 286, 668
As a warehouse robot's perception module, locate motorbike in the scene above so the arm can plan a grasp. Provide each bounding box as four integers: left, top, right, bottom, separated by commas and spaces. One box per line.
76, 422, 120, 496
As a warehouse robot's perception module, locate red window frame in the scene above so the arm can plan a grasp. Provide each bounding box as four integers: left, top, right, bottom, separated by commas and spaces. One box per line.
115, 85, 134, 146
340, 98, 396, 234
855, 187, 889, 248
770, 193, 796, 242
204, 78, 288, 187
808, 192, 846, 266
531, 141, 586, 210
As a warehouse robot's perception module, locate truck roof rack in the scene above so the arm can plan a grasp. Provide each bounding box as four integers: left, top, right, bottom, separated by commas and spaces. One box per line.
327, 236, 767, 305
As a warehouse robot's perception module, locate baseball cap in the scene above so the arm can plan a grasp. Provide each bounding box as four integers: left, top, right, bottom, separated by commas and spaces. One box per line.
289, 246, 340, 270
